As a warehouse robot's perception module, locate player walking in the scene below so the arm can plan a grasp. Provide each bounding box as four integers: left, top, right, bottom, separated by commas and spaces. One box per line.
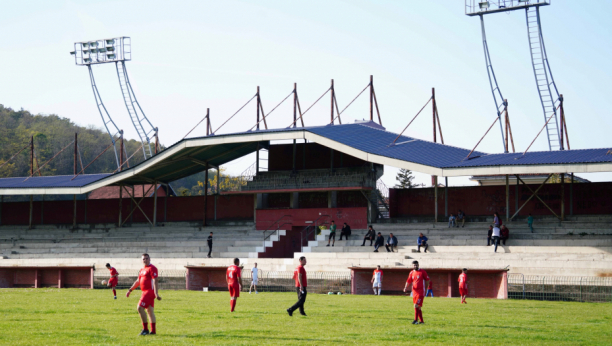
105, 263, 119, 299
287, 256, 307, 316
126, 253, 161, 336
459, 268, 468, 304
371, 265, 383, 295
226, 258, 242, 312
249, 262, 258, 294
404, 260, 430, 325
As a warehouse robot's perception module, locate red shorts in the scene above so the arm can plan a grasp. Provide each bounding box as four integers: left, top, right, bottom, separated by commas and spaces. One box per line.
459, 287, 468, 296
412, 293, 424, 308
138, 291, 155, 309
228, 284, 240, 298
109, 278, 118, 288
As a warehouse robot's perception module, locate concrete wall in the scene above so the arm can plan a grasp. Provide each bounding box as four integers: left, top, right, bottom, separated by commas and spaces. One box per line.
256, 207, 368, 230
186, 267, 229, 291
389, 182, 612, 217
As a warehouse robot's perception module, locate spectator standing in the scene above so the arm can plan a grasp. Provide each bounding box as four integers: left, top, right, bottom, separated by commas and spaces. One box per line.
448, 214, 456, 228
456, 210, 466, 228
417, 233, 429, 253
491, 226, 501, 253
493, 212, 501, 228
326, 220, 337, 247
371, 265, 383, 295
385, 233, 398, 252
500, 225, 509, 245
527, 214, 534, 233
361, 226, 376, 246
426, 279, 434, 297
339, 223, 351, 241
373, 232, 385, 252
487, 225, 493, 246
207, 232, 213, 258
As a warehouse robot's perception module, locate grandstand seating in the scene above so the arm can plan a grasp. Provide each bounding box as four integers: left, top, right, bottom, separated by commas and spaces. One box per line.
1, 217, 611, 277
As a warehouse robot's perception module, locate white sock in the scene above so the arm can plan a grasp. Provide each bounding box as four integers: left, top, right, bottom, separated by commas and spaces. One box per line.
378, 290, 381, 296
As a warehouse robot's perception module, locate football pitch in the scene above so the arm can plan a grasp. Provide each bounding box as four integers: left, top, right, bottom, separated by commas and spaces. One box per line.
0, 289, 610, 345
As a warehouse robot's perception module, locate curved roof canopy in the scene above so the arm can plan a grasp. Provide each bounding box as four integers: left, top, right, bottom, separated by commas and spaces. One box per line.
1, 121, 611, 195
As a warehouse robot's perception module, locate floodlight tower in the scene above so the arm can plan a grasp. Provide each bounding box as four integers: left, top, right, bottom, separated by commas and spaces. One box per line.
71, 37, 158, 162
466, 0, 562, 151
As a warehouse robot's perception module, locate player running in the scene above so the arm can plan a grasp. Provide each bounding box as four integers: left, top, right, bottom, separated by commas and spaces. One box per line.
459, 268, 468, 304
404, 260, 430, 325
226, 258, 242, 312
126, 253, 161, 336
105, 263, 119, 299
371, 265, 383, 295
249, 262, 258, 294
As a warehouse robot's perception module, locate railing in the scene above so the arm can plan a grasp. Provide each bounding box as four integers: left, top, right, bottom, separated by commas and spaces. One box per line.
241, 167, 378, 192
508, 274, 612, 302
262, 214, 292, 248
301, 214, 330, 252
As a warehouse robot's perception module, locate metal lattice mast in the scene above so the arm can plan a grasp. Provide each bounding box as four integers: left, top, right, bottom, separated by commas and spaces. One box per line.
116, 61, 157, 159
87, 65, 121, 169
479, 14, 508, 152
526, 5, 561, 150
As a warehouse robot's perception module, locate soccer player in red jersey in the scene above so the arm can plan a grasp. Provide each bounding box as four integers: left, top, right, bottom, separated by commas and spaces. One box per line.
226, 258, 242, 312
287, 256, 307, 316
126, 254, 161, 336
459, 268, 468, 304
404, 260, 430, 325
105, 263, 119, 299
371, 265, 383, 295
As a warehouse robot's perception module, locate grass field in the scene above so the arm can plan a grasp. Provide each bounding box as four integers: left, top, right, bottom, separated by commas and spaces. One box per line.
0, 289, 611, 345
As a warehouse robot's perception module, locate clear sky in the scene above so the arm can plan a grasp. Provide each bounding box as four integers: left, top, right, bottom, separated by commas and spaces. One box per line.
1, 0, 611, 187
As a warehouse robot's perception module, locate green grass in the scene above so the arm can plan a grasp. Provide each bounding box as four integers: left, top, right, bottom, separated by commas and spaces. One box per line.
0, 289, 611, 345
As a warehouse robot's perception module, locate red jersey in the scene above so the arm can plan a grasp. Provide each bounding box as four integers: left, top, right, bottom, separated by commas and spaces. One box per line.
406, 269, 430, 295
373, 269, 383, 282
293, 265, 307, 287
226, 265, 242, 286
108, 267, 118, 278
138, 264, 158, 292
427, 279, 432, 290
458, 273, 468, 289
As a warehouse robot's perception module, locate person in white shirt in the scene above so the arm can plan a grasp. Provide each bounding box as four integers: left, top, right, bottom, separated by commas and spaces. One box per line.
491, 226, 501, 253
249, 263, 259, 294
371, 265, 383, 295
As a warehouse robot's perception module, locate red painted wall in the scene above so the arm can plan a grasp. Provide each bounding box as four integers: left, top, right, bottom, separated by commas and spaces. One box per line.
0, 194, 254, 226
256, 207, 368, 230
389, 182, 612, 217
268, 143, 367, 171
0, 267, 92, 289
350, 268, 507, 298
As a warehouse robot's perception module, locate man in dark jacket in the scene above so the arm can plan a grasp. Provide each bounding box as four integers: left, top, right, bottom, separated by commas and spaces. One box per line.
361, 226, 376, 246
500, 225, 510, 245
207, 232, 213, 258
385, 233, 398, 252
417, 233, 428, 253
373, 232, 385, 252
487, 226, 493, 246
339, 223, 352, 241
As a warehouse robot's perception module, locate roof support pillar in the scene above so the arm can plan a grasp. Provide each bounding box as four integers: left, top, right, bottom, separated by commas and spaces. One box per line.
515, 175, 519, 215
444, 177, 448, 217
292, 140, 296, 172
505, 175, 509, 222
434, 176, 438, 223
511, 174, 556, 221
0, 195, 3, 226
153, 181, 158, 227
203, 163, 208, 227
164, 184, 168, 223
29, 195, 33, 229
73, 194, 77, 229
570, 173, 574, 216
560, 173, 565, 221
41, 195, 44, 225
118, 185, 123, 228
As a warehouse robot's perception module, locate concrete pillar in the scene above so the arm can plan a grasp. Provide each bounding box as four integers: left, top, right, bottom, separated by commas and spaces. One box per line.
444, 177, 448, 217
447, 272, 452, 298
58, 269, 63, 289
292, 192, 299, 209
505, 175, 509, 222
570, 173, 574, 216
153, 182, 158, 226
434, 176, 438, 223
34, 269, 39, 288
560, 173, 565, 221
329, 191, 337, 208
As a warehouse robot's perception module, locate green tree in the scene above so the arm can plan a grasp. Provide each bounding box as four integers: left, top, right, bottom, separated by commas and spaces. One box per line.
395, 168, 415, 188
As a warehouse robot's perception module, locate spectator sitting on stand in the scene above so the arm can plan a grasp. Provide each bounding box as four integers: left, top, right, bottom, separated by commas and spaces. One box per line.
361, 225, 376, 246
527, 213, 534, 233
385, 233, 398, 252
448, 214, 456, 228
500, 225, 509, 245
373, 232, 385, 253
339, 223, 351, 241
457, 210, 466, 228
487, 225, 493, 246
417, 233, 428, 253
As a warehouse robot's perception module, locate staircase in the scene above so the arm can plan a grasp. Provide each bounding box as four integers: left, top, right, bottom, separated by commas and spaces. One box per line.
116, 61, 155, 158
526, 6, 561, 151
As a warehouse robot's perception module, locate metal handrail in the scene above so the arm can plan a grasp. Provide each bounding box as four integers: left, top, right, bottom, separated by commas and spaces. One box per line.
300, 214, 330, 252
262, 215, 291, 248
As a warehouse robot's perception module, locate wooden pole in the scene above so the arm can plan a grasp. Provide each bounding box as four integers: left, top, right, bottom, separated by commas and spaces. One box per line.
118, 185, 123, 227
560, 173, 565, 221
434, 176, 438, 223
153, 181, 158, 226
331, 79, 335, 124
505, 175, 509, 222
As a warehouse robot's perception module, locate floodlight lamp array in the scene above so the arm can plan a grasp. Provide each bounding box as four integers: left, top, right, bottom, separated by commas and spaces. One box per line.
70, 36, 131, 65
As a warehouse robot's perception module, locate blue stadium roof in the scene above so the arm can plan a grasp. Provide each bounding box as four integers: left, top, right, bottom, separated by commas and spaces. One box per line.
0, 174, 111, 189
444, 148, 612, 168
